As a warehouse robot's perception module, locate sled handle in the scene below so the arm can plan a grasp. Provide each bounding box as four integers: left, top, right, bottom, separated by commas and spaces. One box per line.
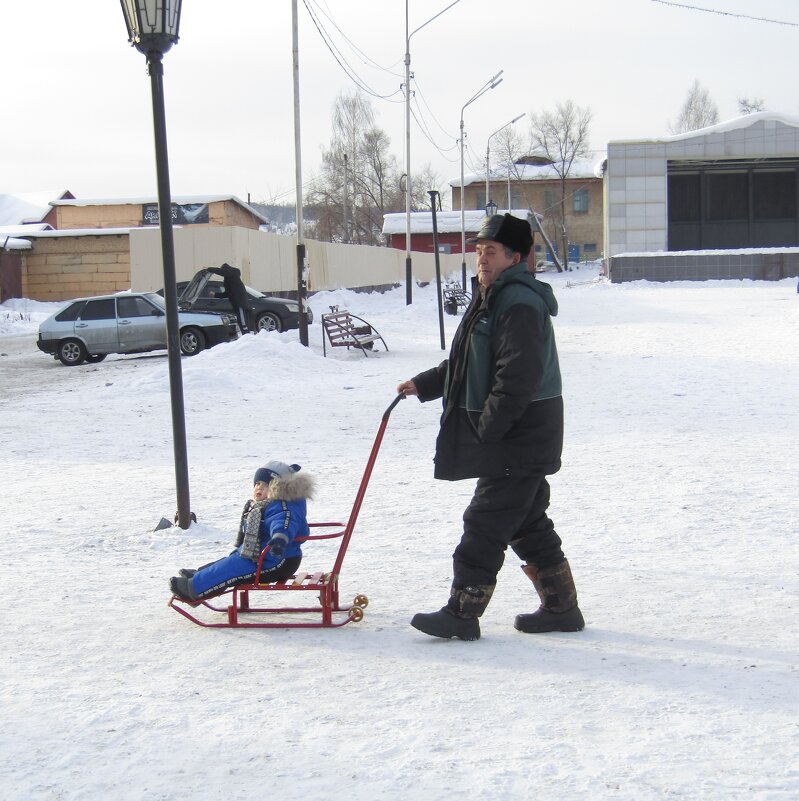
383, 392, 406, 419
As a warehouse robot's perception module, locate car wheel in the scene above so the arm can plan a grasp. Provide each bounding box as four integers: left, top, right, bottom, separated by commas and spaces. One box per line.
256, 312, 282, 333
179, 327, 205, 356
57, 339, 87, 366
85, 354, 107, 363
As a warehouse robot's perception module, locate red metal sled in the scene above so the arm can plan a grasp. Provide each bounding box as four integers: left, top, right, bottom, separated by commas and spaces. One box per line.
169, 394, 404, 628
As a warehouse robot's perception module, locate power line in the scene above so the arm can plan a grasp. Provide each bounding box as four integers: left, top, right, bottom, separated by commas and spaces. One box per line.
302, 0, 404, 101
651, 0, 799, 27
413, 76, 458, 141
410, 104, 460, 163
305, 0, 406, 77
410, 95, 459, 154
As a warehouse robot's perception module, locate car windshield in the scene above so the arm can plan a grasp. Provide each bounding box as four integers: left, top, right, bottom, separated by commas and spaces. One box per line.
146, 293, 167, 309
245, 286, 266, 299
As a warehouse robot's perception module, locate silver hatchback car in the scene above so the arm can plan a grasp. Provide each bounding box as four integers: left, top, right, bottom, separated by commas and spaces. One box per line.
37, 292, 239, 366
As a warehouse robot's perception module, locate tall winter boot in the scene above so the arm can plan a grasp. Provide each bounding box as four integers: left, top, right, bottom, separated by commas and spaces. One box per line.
411, 584, 495, 641
514, 559, 585, 633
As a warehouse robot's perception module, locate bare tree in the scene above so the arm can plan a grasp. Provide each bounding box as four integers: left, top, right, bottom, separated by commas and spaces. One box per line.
306, 90, 405, 245
671, 79, 720, 133
409, 164, 444, 210
738, 96, 765, 115
529, 100, 593, 271
489, 126, 531, 209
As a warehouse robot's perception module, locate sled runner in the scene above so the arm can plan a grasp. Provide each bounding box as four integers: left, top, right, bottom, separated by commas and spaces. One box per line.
169, 394, 404, 628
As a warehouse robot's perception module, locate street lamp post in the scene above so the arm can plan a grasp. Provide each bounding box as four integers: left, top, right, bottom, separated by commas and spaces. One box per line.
485, 113, 525, 212
292, 0, 309, 347
404, 0, 462, 305
120, 0, 192, 528
459, 70, 504, 289
428, 190, 446, 351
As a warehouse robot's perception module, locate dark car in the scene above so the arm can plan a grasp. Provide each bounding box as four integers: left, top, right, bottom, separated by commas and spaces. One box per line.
37, 292, 239, 366
173, 270, 313, 332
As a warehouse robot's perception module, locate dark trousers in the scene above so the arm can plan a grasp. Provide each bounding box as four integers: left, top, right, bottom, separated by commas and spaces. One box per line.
231, 302, 250, 333
453, 474, 564, 587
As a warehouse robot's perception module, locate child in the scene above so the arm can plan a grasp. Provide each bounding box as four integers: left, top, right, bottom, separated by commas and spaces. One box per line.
169, 461, 314, 602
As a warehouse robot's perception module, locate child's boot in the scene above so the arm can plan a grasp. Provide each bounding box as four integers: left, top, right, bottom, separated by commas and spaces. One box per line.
169, 575, 199, 602
411, 584, 494, 641
514, 559, 585, 633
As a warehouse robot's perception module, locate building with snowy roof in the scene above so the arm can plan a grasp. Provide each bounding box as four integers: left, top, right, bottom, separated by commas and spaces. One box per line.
451, 156, 605, 266
1, 194, 270, 301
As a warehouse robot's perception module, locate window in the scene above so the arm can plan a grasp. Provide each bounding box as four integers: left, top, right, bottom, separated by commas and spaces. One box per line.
79, 299, 116, 321
668, 173, 701, 222
583, 243, 597, 254
706, 172, 748, 221
543, 189, 557, 212
475, 191, 486, 210
55, 301, 85, 322
573, 189, 589, 214
753, 170, 796, 220
118, 296, 159, 318
202, 280, 227, 300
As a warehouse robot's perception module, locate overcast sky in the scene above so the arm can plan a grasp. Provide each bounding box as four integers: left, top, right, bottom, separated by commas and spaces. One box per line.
3, 0, 798, 208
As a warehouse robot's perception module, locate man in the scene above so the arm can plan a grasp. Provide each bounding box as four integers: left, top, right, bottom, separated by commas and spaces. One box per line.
208, 263, 251, 333
397, 213, 584, 641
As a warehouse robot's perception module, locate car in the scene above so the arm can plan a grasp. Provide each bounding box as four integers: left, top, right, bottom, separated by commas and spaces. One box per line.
37, 291, 239, 366
172, 270, 313, 333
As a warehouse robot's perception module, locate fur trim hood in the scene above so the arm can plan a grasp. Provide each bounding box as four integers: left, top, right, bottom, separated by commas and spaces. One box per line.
266, 471, 315, 502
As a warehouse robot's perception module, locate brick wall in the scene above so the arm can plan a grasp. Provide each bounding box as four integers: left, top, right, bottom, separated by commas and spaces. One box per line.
457, 177, 604, 258
22, 234, 131, 300
54, 200, 262, 230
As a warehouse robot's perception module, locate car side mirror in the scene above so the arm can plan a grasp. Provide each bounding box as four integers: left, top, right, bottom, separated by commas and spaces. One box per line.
152, 309, 164, 317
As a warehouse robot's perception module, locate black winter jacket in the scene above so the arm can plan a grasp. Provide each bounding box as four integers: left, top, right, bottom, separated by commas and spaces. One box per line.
413, 264, 563, 480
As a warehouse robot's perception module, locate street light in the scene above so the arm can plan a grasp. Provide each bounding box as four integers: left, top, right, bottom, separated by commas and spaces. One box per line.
292, 0, 309, 347
485, 200, 498, 218
485, 113, 525, 212
120, 0, 191, 529
404, 0, 462, 305
459, 70, 504, 289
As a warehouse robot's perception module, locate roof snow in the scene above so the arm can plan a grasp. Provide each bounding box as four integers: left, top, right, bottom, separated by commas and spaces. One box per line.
610, 111, 799, 145
0, 191, 67, 226
451, 155, 606, 188
382, 208, 535, 235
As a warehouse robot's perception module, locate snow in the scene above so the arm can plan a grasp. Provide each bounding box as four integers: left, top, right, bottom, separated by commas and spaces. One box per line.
1, 265, 797, 801
382, 208, 533, 235
454, 155, 606, 187
616, 247, 799, 257
611, 111, 799, 145
0, 191, 62, 227
0, 236, 32, 251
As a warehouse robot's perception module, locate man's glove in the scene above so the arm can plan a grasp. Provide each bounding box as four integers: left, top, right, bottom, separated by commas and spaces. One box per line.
267, 533, 289, 559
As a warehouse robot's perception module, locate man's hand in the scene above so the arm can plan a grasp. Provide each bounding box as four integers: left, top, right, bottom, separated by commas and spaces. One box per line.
397, 379, 419, 397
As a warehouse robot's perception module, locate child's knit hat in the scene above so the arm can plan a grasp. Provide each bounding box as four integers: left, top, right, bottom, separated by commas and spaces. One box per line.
254, 461, 301, 485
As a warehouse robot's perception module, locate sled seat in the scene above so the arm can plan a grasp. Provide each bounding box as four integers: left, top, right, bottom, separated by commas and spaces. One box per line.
322, 308, 387, 357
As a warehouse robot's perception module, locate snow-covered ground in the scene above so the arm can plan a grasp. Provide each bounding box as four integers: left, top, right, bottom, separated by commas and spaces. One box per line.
1, 265, 797, 801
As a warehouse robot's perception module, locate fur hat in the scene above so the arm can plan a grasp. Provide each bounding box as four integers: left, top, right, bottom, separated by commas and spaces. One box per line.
467, 213, 533, 257
254, 461, 301, 485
